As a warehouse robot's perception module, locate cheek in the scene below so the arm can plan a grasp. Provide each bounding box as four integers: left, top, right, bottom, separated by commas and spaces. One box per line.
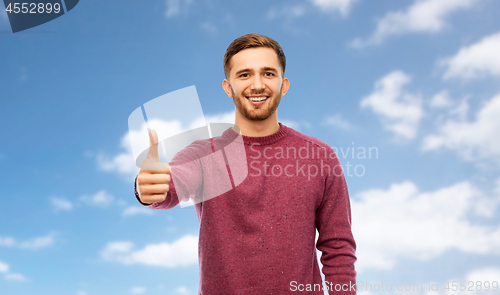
273, 81, 283, 93
231, 82, 247, 95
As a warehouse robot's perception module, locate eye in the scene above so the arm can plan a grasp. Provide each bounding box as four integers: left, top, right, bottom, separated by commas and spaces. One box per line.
239, 73, 249, 78
265, 72, 274, 77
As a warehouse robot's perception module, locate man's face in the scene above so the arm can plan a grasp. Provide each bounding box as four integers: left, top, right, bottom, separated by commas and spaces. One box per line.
223, 47, 289, 121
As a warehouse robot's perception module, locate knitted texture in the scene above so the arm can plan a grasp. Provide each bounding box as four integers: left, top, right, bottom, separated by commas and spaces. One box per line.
136, 123, 357, 294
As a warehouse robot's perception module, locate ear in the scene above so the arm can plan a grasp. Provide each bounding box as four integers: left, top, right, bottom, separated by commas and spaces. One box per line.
222, 79, 233, 98
280, 77, 290, 97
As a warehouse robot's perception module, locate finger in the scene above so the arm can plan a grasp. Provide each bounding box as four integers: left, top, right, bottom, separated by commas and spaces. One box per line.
141, 194, 167, 204
140, 184, 169, 195
138, 174, 170, 185
147, 128, 160, 161
141, 159, 169, 172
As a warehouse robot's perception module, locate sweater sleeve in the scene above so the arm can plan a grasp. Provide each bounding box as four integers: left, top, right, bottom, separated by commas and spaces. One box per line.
134, 140, 208, 210
315, 151, 357, 295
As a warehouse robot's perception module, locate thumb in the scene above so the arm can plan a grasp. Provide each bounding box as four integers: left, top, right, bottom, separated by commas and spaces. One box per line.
147, 128, 160, 161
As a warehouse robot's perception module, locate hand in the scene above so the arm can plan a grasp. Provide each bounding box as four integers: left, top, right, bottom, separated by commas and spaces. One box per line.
137, 129, 171, 204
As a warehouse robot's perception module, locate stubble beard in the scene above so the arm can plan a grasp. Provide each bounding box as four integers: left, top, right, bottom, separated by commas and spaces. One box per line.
231, 85, 282, 121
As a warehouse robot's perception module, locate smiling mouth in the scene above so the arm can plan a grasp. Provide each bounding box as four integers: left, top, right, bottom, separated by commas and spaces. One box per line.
246, 96, 268, 102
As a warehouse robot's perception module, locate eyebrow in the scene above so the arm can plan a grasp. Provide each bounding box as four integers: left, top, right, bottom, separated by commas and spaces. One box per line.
262, 67, 278, 73
234, 67, 279, 77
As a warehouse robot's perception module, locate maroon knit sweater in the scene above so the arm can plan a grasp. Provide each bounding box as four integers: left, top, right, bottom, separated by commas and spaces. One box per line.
135, 123, 357, 294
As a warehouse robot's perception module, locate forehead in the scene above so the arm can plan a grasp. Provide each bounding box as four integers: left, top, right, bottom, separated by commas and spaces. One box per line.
229, 47, 282, 75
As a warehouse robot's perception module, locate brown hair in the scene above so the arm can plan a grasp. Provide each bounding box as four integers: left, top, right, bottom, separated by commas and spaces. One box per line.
223, 34, 286, 78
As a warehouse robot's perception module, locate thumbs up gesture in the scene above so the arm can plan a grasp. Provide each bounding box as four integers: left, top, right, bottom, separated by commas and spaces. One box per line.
137, 129, 171, 204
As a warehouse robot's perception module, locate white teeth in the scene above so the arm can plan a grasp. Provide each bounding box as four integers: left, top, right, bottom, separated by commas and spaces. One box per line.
248, 96, 267, 102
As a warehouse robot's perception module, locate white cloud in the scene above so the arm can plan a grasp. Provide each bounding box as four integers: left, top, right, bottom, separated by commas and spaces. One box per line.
122, 206, 154, 217
279, 119, 302, 130
165, 0, 193, 18
360, 71, 423, 139
200, 22, 217, 34
430, 90, 454, 108
0, 261, 27, 282
423, 93, 500, 164
19, 234, 55, 250
175, 286, 191, 294
97, 128, 142, 179
351, 0, 478, 47
0, 236, 15, 247
309, 0, 357, 16
4, 273, 27, 282
51, 197, 73, 211
267, 5, 307, 20
99, 112, 236, 179
447, 96, 470, 121
0, 261, 9, 273
419, 267, 500, 295
80, 190, 114, 207
496, 177, 500, 195
1, 234, 54, 250
352, 181, 500, 272
102, 241, 134, 254
98, 118, 187, 179
101, 235, 198, 268
323, 114, 352, 130
203, 111, 235, 124
97, 151, 138, 179
100, 111, 239, 182
268, 0, 355, 21
441, 31, 500, 79
465, 267, 500, 287
130, 286, 147, 294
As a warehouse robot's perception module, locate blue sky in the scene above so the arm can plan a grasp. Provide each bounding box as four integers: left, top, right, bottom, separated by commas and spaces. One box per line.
1, 0, 500, 294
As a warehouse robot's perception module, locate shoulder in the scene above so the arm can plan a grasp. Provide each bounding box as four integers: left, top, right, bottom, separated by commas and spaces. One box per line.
283, 124, 335, 151
282, 124, 341, 164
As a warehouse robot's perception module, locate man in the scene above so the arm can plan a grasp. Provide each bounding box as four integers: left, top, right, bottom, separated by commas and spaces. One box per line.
135, 34, 356, 294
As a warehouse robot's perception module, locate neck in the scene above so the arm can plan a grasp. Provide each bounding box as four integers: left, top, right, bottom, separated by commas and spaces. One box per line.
233, 111, 280, 137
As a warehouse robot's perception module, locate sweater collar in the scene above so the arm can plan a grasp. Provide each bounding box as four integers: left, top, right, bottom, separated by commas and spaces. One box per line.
221, 122, 289, 146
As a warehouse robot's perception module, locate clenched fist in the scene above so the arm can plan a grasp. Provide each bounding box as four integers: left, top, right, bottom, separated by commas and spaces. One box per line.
137, 129, 171, 204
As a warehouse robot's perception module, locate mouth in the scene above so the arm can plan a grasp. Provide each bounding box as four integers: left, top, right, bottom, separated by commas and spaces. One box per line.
246, 96, 269, 103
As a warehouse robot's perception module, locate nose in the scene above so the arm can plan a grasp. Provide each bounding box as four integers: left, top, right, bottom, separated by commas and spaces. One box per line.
250, 75, 266, 91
